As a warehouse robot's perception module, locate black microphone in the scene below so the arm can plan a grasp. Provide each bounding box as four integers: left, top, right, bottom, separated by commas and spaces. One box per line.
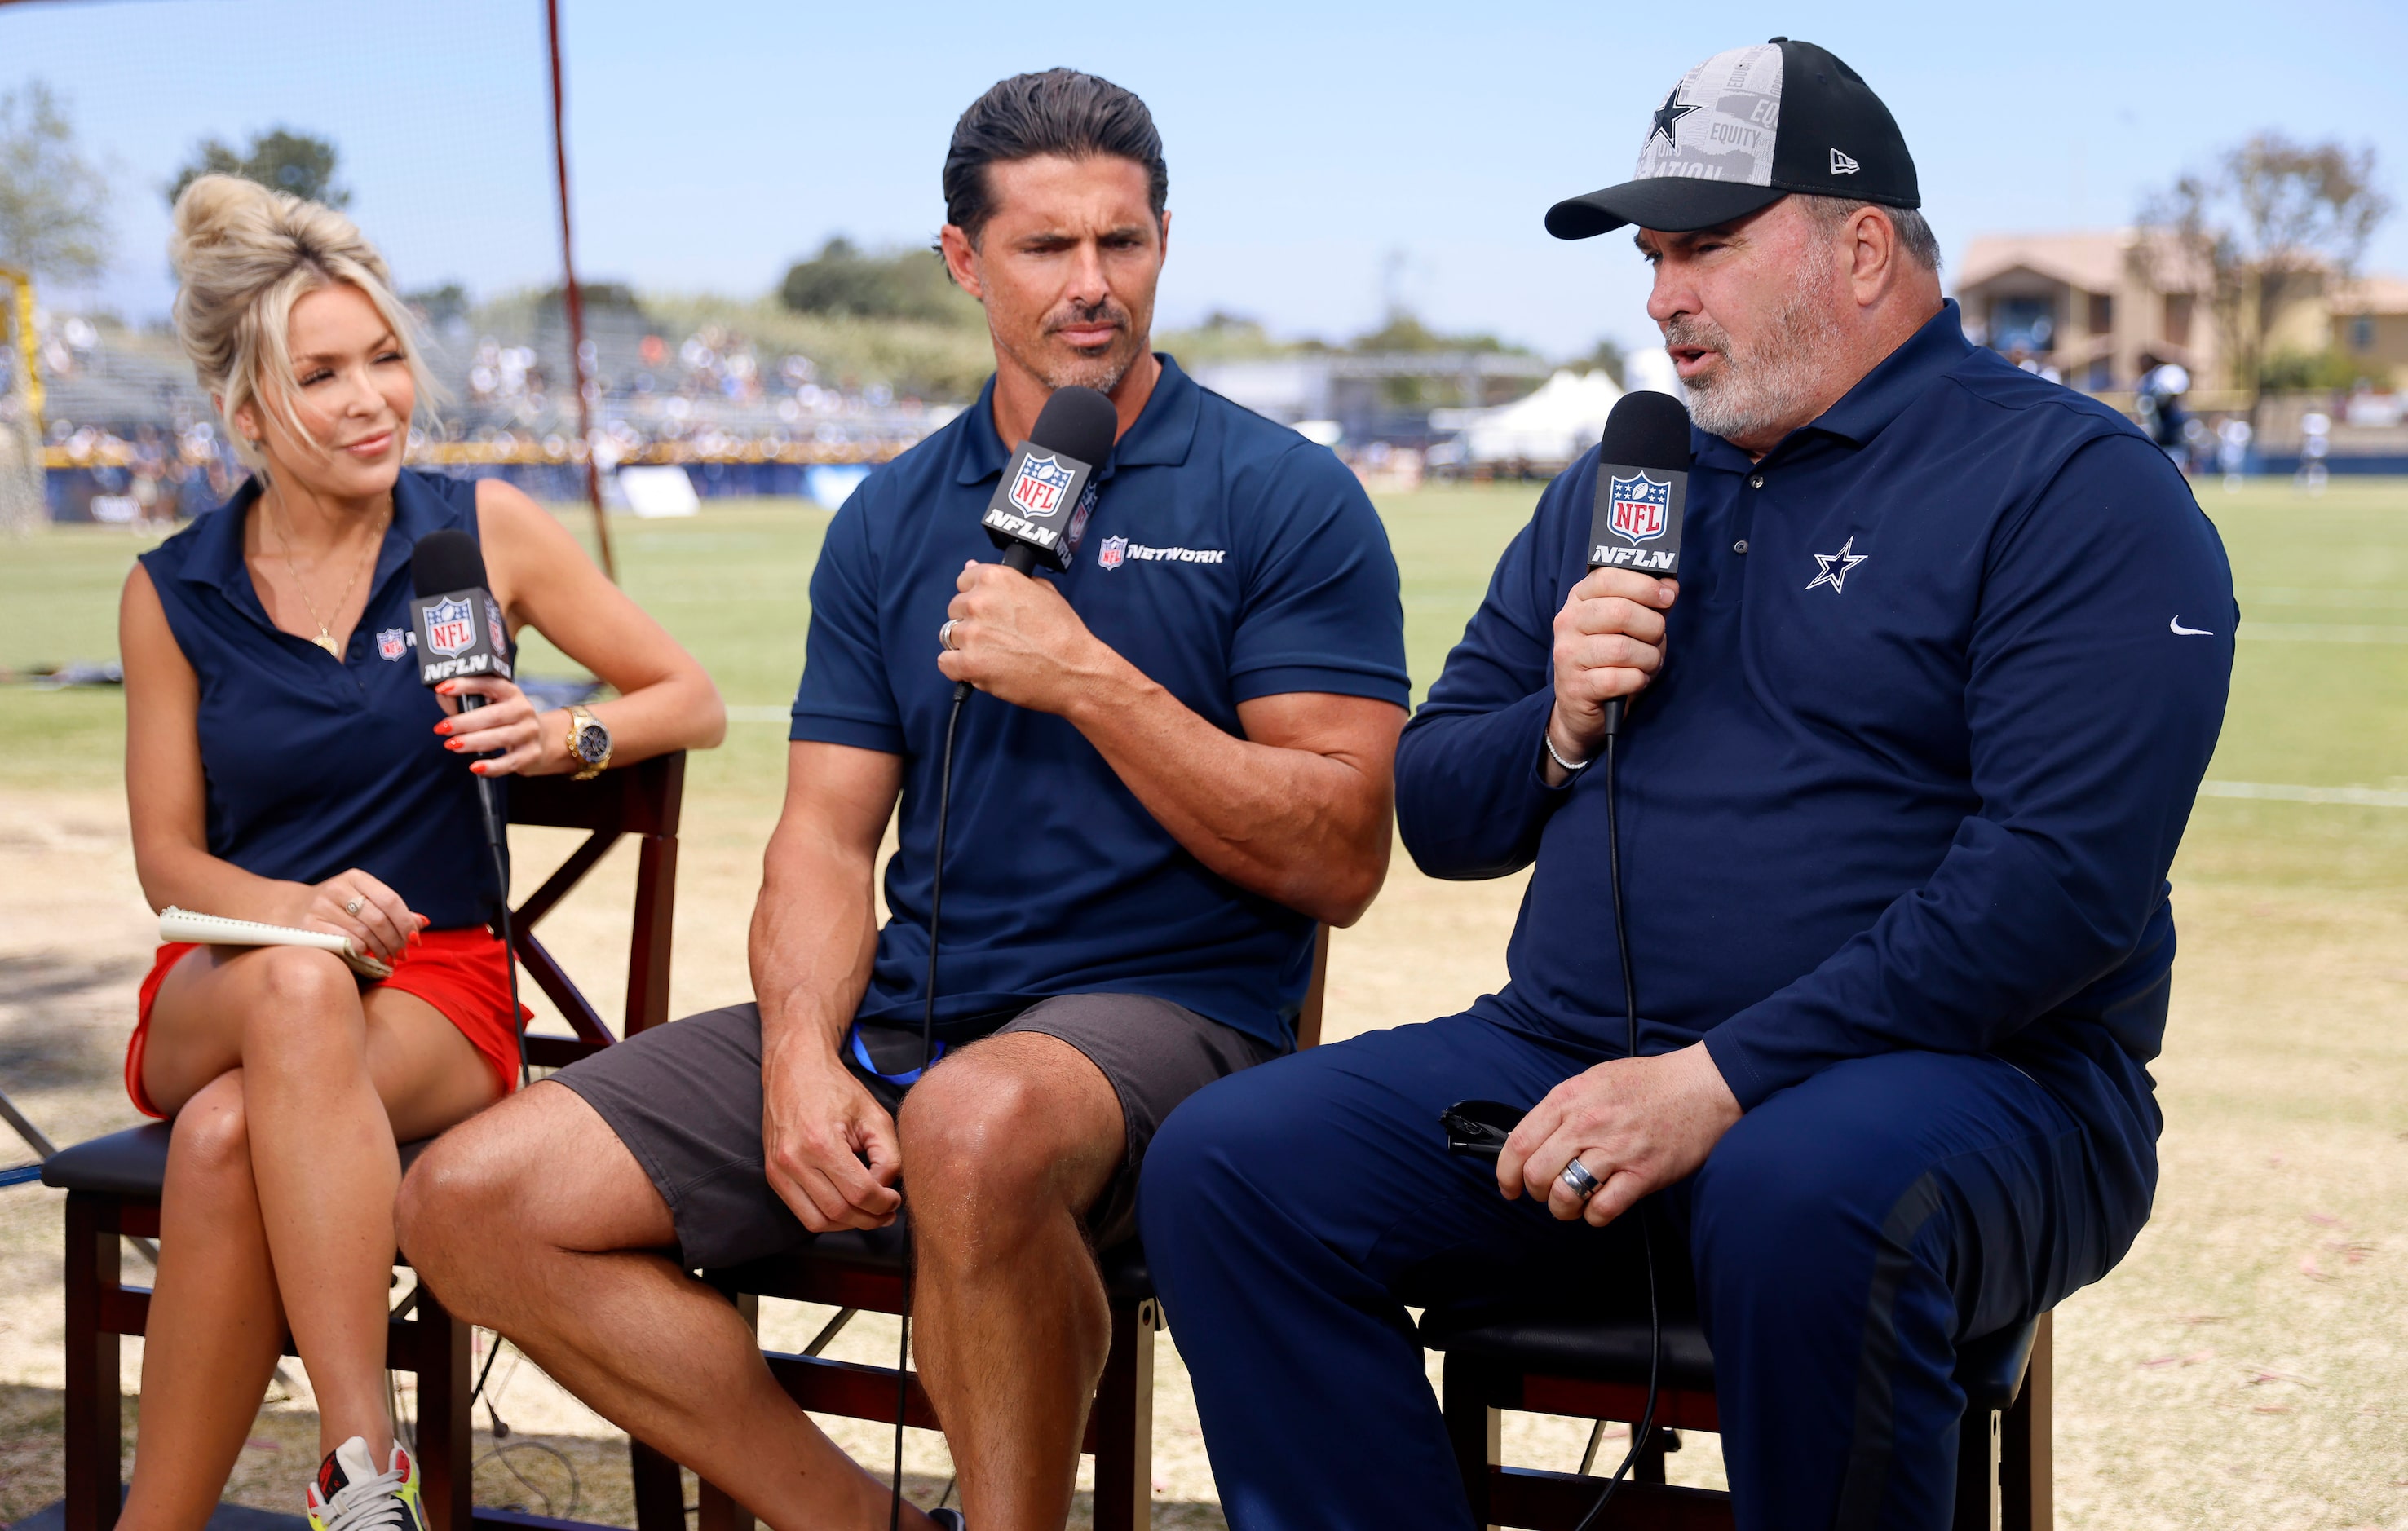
409, 529, 512, 854
1586, 391, 1693, 736
981, 385, 1116, 576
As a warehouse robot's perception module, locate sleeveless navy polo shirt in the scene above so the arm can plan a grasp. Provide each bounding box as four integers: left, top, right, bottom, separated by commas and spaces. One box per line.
138, 470, 504, 930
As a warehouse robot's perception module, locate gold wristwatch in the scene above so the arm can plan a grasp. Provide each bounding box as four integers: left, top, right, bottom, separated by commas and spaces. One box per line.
564, 704, 612, 781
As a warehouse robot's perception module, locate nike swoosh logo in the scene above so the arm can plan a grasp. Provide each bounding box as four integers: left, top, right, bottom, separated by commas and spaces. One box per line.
2170, 616, 2215, 636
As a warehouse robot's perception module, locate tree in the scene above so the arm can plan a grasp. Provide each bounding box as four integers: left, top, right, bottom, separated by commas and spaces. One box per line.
0, 80, 112, 285
779, 236, 977, 325
2135, 133, 2391, 411
168, 127, 347, 209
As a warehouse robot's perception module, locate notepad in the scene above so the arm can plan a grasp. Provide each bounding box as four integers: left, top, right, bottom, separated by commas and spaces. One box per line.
157, 907, 394, 980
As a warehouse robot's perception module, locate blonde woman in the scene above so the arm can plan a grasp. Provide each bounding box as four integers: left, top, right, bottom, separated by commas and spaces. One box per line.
117, 174, 723, 1531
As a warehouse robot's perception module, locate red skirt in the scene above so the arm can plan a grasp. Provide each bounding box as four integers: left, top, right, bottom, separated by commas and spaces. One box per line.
127, 926, 529, 1118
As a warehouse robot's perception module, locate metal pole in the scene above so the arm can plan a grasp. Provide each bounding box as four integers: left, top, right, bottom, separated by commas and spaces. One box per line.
544, 0, 616, 582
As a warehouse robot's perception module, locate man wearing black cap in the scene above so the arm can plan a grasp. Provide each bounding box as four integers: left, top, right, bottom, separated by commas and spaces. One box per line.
1142, 38, 2237, 1528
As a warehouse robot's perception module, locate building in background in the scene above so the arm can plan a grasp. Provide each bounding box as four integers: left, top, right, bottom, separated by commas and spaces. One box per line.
1954, 229, 2408, 397
2331, 275, 2408, 392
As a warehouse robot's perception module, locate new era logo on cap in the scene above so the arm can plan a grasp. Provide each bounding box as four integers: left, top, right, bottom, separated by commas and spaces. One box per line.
1546, 37, 1919, 239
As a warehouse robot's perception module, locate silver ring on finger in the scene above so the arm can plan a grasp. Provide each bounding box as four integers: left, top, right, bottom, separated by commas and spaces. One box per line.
344, 897, 364, 916
1559, 1156, 1603, 1202
939, 618, 961, 651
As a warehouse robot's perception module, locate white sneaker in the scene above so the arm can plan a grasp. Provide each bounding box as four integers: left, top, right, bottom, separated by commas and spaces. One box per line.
305, 1436, 431, 1531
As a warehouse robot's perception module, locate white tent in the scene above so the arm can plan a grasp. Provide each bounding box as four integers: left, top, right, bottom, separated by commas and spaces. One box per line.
1462, 369, 1624, 465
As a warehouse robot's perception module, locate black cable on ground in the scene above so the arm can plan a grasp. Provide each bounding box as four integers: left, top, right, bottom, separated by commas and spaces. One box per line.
1574, 728, 1664, 1531
894, 690, 967, 1531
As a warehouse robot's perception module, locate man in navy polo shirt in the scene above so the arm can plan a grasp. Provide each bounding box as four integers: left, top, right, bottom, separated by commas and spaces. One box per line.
402, 70, 1407, 1531
1142, 39, 2235, 1529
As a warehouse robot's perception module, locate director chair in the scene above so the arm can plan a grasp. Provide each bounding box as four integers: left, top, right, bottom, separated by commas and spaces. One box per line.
661, 927, 1336, 1531
42, 754, 689, 1531
1420, 1288, 2050, 1530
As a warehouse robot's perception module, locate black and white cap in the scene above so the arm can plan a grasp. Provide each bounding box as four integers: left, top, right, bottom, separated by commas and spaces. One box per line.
1547, 38, 1918, 240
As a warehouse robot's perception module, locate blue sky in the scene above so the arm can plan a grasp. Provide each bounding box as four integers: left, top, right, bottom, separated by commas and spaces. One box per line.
8, 0, 2406, 357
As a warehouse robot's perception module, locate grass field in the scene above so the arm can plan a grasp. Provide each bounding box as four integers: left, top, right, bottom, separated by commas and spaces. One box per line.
2, 478, 2405, 1528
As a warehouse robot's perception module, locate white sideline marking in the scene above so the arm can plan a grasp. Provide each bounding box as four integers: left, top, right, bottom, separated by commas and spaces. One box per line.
2199, 781, 2408, 809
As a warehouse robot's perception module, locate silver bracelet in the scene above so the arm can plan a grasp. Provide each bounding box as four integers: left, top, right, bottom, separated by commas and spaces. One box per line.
1544, 730, 1592, 774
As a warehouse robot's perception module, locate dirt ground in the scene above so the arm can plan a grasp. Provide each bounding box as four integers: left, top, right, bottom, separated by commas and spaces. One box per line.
2, 783, 2404, 1528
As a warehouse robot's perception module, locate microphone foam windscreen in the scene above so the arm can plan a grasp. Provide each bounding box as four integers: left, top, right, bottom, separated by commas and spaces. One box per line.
412, 528, 489, 597
1027, 386, 1119, 468
1597, 390, 1692, 471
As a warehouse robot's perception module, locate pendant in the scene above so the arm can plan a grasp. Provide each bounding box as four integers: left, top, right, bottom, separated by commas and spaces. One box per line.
313, 633, 342, 658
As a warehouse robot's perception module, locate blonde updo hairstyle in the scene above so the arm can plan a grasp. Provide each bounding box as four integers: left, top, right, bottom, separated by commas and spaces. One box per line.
169, 173, 439, 474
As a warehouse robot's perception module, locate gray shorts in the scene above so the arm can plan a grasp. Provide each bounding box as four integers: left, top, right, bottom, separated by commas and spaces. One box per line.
551, 995, 1277, 1268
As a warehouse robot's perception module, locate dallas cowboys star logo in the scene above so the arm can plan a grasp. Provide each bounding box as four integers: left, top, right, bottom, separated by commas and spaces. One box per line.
1650, 87, 1702, 147
1806, 536, 1868, 594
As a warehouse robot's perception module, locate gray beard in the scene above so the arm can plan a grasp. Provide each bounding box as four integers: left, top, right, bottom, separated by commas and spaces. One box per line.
1672, 263, 1844, 444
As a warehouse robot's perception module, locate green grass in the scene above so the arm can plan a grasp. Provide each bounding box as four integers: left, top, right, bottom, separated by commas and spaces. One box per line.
3, 477, 2405, 871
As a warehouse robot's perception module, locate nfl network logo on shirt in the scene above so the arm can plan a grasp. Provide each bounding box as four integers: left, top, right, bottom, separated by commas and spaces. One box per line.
375, 628, 409, 662
1608, 473, 1672, 542
1098, 535, 1127, 570
1009, 453, 1076, 518
422, 596, 477, 658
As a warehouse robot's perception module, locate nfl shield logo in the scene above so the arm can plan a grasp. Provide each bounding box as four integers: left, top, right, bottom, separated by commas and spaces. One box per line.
1608, 472, 1671, 543
424, 596, 476, 658
487, 601, 509, 654
375, 628, 407, 662
1098, 536, 1127, 570
1009, 453, 1076, 518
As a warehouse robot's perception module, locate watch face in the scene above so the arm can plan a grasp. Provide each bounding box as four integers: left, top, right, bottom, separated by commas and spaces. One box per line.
575, 722, 609, 765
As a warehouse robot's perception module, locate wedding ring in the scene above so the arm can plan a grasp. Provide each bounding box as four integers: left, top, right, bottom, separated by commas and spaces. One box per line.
1558, 1157, 1603, 1202
939, 619, 961, 651
344, 898, 364, 916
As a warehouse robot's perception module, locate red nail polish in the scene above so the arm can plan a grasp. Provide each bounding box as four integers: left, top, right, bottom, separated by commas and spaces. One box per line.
434, 721, 451, 735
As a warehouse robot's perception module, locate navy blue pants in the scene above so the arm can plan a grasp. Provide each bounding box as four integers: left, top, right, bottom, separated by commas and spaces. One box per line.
1139, 1014, 2151, 1530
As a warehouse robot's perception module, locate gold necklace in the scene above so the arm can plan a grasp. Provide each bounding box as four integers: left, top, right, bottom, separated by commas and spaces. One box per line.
266, 492, 387, 658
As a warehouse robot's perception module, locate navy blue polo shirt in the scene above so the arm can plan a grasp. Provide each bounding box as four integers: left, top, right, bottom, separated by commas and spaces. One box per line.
792, 355, 1408, 1050
139, 470, 501, 930
1396, 302, 2234, 1188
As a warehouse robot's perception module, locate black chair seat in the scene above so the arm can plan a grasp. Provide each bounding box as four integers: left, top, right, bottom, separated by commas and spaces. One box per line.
707, 1224, 1155, 1304
42, 1123, 436, 1198
1418, 1304, 2039, 1416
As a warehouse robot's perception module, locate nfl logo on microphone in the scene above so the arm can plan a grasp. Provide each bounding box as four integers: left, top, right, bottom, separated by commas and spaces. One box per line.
1009, 453, 1076, 518
1608, 473, 1671, 543
1098, 536, 1127, 570
423, 597, 477, 658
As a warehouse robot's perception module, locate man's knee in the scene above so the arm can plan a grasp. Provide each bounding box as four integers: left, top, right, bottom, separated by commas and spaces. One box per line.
899, 1056, 1060, 1211
398, 1084, 572, 1299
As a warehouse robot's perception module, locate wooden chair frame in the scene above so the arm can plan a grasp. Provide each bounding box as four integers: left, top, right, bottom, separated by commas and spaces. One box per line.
50, 753, 687, 1531
669, 926, 1334, 1531
1436, 1309, 2052, 1531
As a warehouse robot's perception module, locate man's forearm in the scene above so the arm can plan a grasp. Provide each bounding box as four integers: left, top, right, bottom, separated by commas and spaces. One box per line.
1057, 663, 1396, 927
749, 830, 881, 1066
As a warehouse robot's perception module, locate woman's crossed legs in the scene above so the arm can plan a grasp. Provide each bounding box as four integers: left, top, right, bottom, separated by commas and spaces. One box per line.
123, 943, 501, 1531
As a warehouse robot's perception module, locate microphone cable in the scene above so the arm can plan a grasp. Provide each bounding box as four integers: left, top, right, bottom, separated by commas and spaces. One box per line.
1573, 720, 1662, 1531
891, 682, 969, 1531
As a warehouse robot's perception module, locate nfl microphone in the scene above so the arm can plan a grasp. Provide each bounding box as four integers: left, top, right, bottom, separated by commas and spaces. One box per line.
981, 384, 1117, 576
1587, 390, 1693, 736
409, 529, 512, 854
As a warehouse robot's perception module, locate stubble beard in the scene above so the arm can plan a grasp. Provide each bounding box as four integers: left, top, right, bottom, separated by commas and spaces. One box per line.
997, 297, 1146, 397
1669, 257, 1845, 445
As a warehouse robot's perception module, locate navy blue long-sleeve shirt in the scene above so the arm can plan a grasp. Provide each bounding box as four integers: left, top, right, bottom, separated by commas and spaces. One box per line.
1396, 302, 2234, 1185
